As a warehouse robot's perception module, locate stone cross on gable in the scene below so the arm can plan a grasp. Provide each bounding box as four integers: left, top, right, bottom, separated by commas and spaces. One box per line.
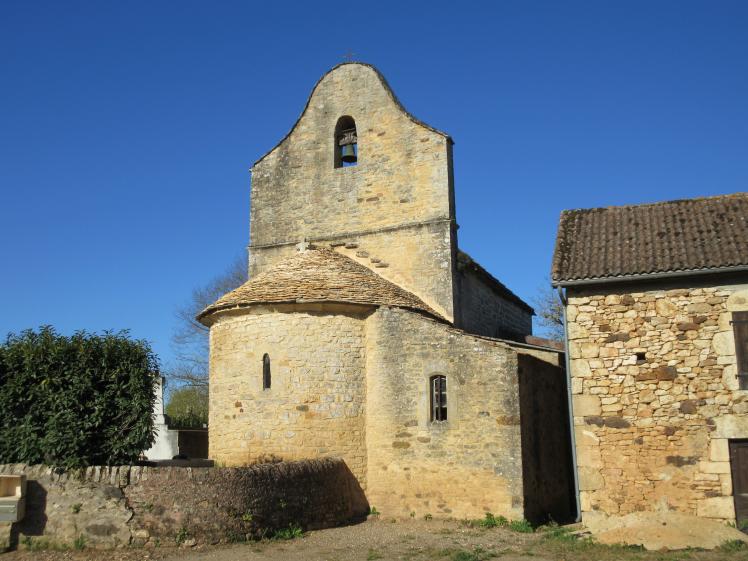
296, 238, 309, 252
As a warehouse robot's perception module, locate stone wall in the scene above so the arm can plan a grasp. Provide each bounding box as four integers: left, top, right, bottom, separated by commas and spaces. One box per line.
567, 279, 748, 524
363, 307, 564, 520
208, 304, 369, 485
456, 266, 533, 339
517, 353, 576, 523
0, 459, 368, 549
248, 63, 457, 321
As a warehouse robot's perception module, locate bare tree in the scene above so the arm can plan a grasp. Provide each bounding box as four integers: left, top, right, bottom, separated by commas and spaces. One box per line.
533, 281, 565, 342
168, 256, 247, 387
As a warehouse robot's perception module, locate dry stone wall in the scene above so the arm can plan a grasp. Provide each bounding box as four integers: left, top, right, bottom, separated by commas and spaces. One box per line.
0, 459, 368, 549
208, 305, 369, 484
567, 280, 748, 524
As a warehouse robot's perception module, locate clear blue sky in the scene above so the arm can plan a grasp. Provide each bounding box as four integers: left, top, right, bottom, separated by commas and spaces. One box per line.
2, 1, 747, 366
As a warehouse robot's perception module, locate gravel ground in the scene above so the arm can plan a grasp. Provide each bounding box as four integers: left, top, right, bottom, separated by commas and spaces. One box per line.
5, 518, 748, 561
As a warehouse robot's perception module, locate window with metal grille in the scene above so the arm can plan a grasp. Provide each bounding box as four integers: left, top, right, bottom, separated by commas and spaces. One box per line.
262, 353, 271, 390
430, 375, 447, 422
733, 312, 748, 390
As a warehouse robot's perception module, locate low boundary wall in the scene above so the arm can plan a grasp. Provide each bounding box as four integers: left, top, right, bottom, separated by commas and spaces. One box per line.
0, 458, 368, 549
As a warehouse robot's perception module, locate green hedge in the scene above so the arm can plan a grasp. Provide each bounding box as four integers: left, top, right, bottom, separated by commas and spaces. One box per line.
0, 326, 160, 468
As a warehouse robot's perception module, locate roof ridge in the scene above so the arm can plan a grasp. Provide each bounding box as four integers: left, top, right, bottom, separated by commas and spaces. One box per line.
552, 192, 748, 285
560, 191, 748, 216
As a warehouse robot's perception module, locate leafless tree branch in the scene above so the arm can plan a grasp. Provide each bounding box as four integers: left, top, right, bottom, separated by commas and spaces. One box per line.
166, 255, 247, 387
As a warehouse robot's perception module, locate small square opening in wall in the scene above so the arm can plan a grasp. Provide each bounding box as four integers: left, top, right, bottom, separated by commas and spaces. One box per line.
635, 352, 647, 364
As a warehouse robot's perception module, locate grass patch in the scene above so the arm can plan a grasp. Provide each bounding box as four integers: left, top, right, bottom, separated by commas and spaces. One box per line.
450, 546, 495, 561
271, 523, 303, 540
718, 539, 748, 552
465, 513, 533, 533
541, 524, 578, 542
20, 536, 69, 552
507, 519, 534, 533
481, 513, 507, 528
175, 526, 190, 545
366, 549, 383, 560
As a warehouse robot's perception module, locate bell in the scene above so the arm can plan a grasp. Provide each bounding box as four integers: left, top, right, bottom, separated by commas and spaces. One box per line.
341, 144, 357, 163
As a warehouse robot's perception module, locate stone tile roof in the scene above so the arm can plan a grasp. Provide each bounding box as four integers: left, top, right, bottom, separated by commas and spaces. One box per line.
552, 192, 748, 285
197, 248, 443, 323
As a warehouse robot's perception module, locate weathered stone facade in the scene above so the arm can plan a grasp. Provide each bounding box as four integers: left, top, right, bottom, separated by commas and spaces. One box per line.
567, 280, 748, 524
208, 302, 571, 520
456, 263, 534, 339
203, 63, 570, 521
247, 62, 532, 334
209, 304, 369, 483
249, 63, 457, 321
364, 307, 571, 520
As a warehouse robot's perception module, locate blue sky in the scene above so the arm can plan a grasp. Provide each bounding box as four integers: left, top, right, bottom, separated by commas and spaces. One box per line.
2, 1, 747, 366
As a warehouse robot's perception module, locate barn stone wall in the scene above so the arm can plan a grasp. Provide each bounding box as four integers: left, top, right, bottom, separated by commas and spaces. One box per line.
567, 280, 748, 525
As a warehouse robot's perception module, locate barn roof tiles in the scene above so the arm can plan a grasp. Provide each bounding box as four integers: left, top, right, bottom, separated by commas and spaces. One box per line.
552, 192, 748, 285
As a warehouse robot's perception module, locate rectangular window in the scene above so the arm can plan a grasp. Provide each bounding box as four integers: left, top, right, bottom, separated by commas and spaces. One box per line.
733, 312, 748, 390
430, 375, 447, 422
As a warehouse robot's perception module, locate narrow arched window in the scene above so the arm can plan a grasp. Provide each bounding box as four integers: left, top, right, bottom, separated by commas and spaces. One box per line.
430, 375, 447, 422
334, 116, 358, 168
262, 354, 271, 390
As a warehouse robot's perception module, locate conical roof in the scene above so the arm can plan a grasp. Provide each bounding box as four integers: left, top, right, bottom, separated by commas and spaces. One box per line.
197, 248, 442, 323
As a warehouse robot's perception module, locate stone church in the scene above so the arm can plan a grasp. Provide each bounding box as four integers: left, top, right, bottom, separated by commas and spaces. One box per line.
198, 63, 574, 522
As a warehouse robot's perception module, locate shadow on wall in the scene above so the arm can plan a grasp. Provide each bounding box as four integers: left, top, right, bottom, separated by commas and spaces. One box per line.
9, 480, 47, 548
518, 354, 577, 524
2, 458, 369, 549
127, 458, 371, 542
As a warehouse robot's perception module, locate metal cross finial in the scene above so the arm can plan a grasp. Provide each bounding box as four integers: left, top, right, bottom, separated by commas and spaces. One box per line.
342, 51, 356, 62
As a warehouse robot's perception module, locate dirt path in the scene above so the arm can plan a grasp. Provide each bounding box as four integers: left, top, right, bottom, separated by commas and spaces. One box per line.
6, 519, 748, 561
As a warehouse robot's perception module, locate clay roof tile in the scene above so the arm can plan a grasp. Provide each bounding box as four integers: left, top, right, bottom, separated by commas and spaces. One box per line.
551, 192, 748, 284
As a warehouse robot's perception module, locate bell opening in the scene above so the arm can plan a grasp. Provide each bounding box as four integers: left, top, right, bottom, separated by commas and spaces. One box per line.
334, 116, 358, 168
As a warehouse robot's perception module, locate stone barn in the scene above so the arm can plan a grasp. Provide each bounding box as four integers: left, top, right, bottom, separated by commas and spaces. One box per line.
198, 62, 575, 522
552, 192, 748, 528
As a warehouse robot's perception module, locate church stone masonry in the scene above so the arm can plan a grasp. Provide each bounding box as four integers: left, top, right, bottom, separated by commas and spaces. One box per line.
199, 63, 574, 522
